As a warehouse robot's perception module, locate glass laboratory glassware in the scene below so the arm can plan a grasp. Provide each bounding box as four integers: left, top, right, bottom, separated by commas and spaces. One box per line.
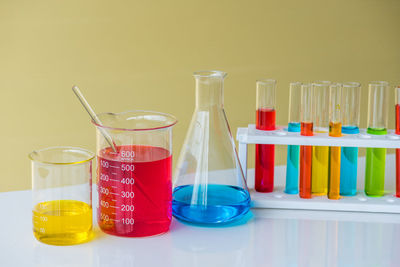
340, 82, 361, 196
299, 83, 313, 199
328, 83, 342, 200
172, 70, 250, 224
312, 81, 331, 196
395, 86, 400, 198
29, 146, 94, 245
93, 110, 177, 237
365, 81, 389, 197
285, 82, 301, 194
255, 79, 277, 192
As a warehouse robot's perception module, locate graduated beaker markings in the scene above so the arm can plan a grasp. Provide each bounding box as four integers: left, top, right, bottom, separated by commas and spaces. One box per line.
98, 144, 172, 237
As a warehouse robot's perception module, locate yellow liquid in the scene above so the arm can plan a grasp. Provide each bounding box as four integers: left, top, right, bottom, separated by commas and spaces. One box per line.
312, 146, 329, 195
33, 200, 92, 245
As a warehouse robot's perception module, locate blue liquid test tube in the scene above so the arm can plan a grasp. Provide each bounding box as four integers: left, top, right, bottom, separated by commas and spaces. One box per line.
340, 82, 361, 196
285, 82, 301, 194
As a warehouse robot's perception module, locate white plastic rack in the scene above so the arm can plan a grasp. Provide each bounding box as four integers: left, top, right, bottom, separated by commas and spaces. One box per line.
236, 124, 400, 213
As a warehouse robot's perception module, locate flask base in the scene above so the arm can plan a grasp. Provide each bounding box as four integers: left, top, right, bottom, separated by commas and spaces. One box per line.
172, 184, 250, 225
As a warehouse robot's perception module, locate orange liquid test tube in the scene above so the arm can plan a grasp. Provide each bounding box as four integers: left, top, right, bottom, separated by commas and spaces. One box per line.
328, 122, 342, 199
328, 83, 342, 200
299, 83, 314, 199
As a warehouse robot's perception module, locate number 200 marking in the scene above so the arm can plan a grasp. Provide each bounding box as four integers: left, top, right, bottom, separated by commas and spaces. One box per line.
121, 205, 134, 211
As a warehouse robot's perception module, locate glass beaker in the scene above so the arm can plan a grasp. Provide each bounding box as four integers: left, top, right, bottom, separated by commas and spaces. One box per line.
93, 110, 177, 237
172, 70, 251, 225
29, 146, 94, 245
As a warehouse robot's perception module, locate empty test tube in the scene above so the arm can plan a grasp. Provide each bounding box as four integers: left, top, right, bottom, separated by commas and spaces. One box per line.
255, 79, 276, 192
365, 81, 389, 197
312, 81, 331, 196
340, 82, 361, 196
299, 83, 313, 199
285, 82, 301, 194
328, 83, 342, 200
395, 86, 400, 197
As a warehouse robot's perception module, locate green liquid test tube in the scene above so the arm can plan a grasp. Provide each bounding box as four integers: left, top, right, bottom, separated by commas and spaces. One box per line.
365, 81, 389, 197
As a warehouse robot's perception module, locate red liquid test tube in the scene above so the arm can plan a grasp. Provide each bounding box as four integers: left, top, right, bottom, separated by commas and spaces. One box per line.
255, 79, 276, 192
300, 122, 313, 198
299, 84, 314, 199
395, 86, 400, 197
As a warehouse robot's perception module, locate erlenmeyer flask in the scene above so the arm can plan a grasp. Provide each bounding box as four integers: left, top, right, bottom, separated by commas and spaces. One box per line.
172, 70, 251, 224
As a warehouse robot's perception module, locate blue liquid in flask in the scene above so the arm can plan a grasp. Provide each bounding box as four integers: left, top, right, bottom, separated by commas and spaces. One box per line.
172, 184, 251, 224
285, 122, 300, 194
340, 126, 359, 196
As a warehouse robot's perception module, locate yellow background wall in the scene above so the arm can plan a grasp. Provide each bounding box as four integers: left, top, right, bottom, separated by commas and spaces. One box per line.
1, 0, 399, 192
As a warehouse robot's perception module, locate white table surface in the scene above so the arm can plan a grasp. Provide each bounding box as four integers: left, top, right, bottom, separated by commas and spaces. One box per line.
1, 189, 400, 267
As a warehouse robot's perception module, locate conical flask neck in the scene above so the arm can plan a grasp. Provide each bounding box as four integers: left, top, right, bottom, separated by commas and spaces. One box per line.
194, 72, 225, 109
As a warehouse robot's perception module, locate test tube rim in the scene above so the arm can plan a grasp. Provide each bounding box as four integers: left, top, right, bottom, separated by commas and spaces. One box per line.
28, 146, 95, 165
193, 70, 227, 78
290, 81, 302, 86
329, 82, 343, 88
313, 80, 331, 86
369, 81, 389, 87
342, 82, 361, 88
256, 78, 277, 85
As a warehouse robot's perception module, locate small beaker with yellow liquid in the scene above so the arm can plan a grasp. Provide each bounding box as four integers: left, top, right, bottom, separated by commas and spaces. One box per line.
29, 146, 94, 245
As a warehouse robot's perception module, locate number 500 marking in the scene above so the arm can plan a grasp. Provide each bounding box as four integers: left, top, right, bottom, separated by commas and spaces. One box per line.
121, 164, 134, 171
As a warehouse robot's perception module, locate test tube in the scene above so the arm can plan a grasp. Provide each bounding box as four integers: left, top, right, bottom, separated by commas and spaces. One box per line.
255, 79, 276, 192
395, 86, 400, 197
365, 81, 389, 197
340, 82, 361, 196
285, 82, 301, 194
312, 81, 331, 195
328, 83, 342, 200
299, 83, 313, 199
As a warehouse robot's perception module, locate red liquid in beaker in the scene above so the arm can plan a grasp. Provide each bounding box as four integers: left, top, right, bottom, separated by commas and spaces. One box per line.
98, 145, 172, 237
255, 108, 276, 192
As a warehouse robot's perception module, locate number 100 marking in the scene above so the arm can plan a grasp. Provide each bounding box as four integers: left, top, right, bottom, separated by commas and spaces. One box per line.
122, 218, 134, 225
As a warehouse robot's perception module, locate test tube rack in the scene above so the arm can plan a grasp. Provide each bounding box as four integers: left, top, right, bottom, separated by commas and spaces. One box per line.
236, 124, 400, 213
